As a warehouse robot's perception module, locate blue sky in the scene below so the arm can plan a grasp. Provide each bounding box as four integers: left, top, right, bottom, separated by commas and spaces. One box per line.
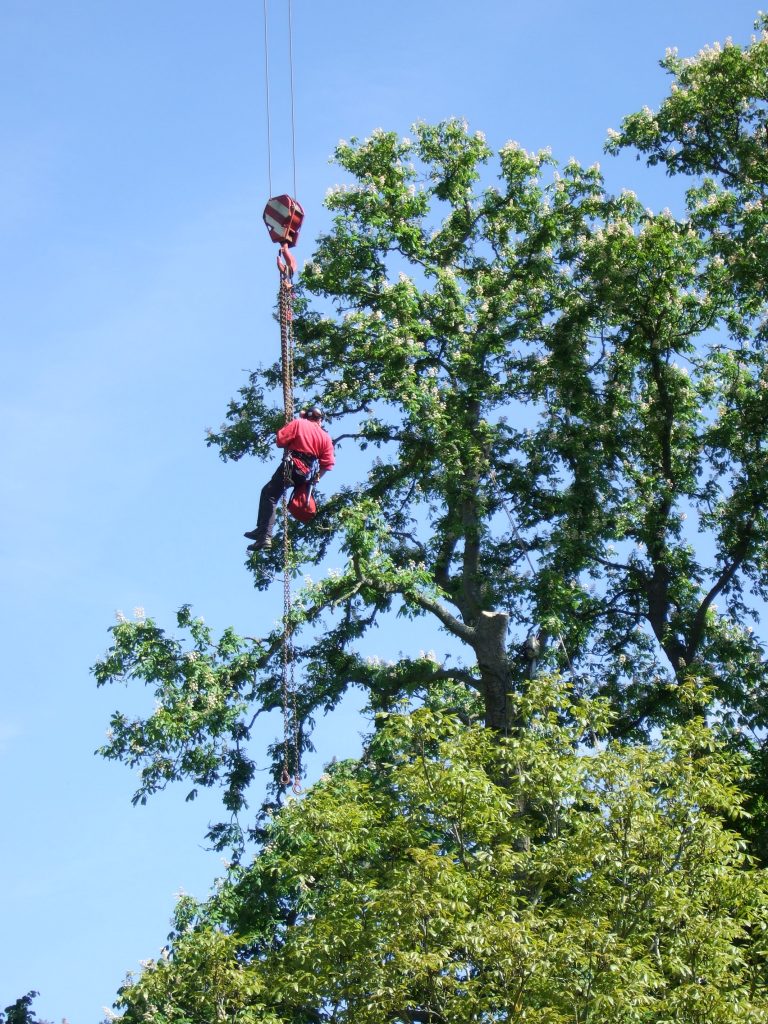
1, 2, 762, 1020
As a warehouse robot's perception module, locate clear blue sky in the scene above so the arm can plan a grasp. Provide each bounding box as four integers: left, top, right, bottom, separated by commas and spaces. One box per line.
1, 2, 761, 1020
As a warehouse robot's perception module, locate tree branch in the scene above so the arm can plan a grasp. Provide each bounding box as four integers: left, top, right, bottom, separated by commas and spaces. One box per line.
686, 531, 752, 662
405, 589, 477, 645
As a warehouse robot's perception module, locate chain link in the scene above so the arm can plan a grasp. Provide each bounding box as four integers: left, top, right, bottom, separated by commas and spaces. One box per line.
278, 270, 301, 792
279, 276, 294, 422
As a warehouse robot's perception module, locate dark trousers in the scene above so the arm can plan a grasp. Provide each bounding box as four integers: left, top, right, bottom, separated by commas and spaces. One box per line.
253, 461, 305, 542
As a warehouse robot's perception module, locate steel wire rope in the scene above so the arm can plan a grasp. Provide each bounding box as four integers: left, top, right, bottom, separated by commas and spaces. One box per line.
263, 0, 298, 200
287, 0, 298, 200
262, 0, 273, 196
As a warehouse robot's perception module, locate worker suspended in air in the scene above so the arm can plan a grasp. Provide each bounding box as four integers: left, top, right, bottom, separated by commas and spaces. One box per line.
244, 407, 335, 552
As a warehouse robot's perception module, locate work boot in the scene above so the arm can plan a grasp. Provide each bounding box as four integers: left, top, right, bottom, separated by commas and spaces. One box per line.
247, 538, 272, 553
243, 529, 260, 540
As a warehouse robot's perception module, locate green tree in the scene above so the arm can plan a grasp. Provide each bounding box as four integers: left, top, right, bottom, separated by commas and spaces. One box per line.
607, 13, 768, 318
96, 15, 768, 1022
606, 9, 768, 860
97, 74, 768, 835
0, 993, 51, 1024
113, 682, 768, 1024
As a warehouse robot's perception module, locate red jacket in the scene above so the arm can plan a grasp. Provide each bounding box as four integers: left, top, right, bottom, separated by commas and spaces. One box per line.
276, 418, 335, 472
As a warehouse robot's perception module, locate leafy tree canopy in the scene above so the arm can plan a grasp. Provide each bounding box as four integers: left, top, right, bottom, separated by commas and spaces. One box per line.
96, 14, 768, 842
114, 681, 768, 1024
0, 993, 51, 1024
96, 14, 768, 1023
607, 13, 768, 319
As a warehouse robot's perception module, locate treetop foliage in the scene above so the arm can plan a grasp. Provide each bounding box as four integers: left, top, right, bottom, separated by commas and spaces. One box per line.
96, 13, 768, 1023
0, 993, 51, 1024
116, 682, 768, 1023
607, 13, 768, 317
100, 14, 768, 827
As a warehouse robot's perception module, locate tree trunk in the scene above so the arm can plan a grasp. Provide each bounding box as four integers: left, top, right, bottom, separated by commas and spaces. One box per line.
475, 610, 513, 732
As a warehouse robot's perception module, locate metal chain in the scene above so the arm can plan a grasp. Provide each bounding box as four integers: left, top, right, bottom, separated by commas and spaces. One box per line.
278, 270, 301, 792
279, 276, 294, 421
280, 483, 293, 787
263, 0, 301, 794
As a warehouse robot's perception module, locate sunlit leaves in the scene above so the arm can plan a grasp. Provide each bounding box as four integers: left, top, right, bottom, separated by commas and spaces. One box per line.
115, 682, 768, 1024
608, 14, 768, 327
94, 607, 273, 837
101, 16, 768, 848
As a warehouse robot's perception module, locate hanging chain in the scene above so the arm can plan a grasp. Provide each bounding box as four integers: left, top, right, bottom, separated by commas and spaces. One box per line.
262, 0, 302, 796
280, 482, 294, 786
278, 266, 301, 793
279, 274, 294, 421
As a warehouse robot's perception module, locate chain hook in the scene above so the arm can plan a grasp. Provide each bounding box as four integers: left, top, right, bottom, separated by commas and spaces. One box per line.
276, 242, 297, 280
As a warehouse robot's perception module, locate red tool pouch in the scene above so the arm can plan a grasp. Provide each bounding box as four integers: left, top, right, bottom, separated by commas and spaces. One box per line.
287, 482, 317, 523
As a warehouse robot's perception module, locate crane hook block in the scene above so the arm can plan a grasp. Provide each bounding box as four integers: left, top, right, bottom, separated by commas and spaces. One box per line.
263, 195, 304, 247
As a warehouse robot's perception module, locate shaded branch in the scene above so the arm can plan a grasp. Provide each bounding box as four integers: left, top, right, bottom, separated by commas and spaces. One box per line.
686, 530, 753, 662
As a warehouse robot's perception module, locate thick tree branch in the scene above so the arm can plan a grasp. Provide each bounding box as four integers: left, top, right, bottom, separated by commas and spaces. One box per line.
407, 589, 477, 645
685, 531, 752, 662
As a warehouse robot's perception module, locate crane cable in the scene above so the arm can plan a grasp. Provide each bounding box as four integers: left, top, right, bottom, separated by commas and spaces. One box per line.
287, 0, 298, 200
262, 0, 272, 196
262, 0, 298, 202
262, 0, 302, 794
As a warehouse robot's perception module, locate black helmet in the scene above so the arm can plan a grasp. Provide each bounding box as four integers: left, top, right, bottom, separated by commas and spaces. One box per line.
300, 407, 323, 421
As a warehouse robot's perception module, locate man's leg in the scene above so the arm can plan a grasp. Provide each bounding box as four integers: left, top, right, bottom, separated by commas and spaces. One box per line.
245, 463, 287, 548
